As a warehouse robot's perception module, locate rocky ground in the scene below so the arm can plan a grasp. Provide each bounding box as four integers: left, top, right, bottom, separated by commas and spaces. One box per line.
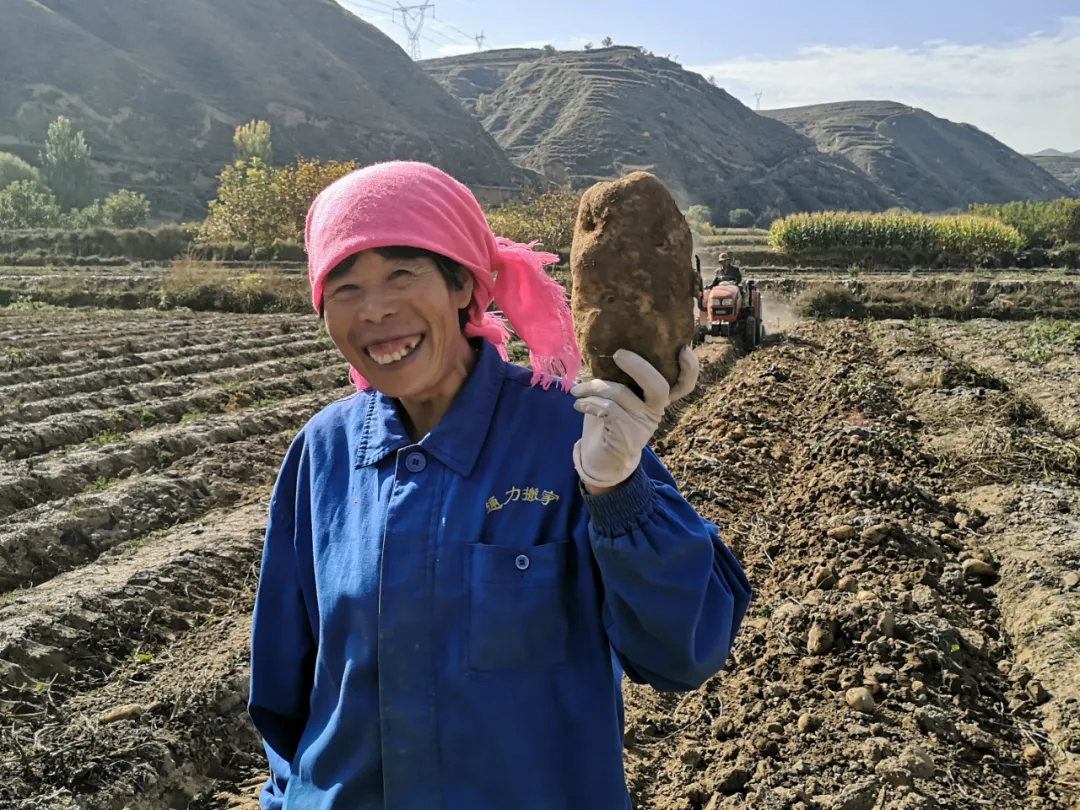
0, 306, 1077, 809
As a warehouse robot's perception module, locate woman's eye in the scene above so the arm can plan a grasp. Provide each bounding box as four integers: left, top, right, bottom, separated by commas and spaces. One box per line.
389, 268, 413, 280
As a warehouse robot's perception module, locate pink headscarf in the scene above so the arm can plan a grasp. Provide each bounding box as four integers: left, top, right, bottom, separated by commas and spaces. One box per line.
305, 161, 580, 393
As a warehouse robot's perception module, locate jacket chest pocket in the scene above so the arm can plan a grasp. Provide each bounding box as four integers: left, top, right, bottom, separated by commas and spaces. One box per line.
466, 541, 571, 672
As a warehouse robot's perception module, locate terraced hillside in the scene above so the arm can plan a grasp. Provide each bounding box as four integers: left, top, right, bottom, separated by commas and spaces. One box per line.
1030, 155, 1080, 195
1, 0, 533, 219
762, 101, 1074, 211
423, 47, 897, 218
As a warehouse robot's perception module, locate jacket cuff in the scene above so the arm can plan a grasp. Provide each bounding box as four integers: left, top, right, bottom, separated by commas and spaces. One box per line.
580, 463, 655, 535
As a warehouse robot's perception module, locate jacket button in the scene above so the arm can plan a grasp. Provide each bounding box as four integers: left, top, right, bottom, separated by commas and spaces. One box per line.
515, 554, 530, 571
405, 452, 426, 473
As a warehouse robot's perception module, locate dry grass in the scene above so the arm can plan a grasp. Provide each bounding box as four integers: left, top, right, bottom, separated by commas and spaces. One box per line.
941, 424, 1080, 484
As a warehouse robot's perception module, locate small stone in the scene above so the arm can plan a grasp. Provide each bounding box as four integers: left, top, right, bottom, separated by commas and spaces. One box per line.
711, 716, 737, 739
971, 548, 996, 565
1026, 680, 1050, 705
861, 524, 890, 545
798, 713, 821, 733
1011, 665, 1032, 687
828, 525, 857, 541
846, 687, 876, 713
899, 746, 935, 779
862, 737, 894, 763
811, 566, 839, 590
1023, 745, 1044, 766
681, 748, 705, 766
855, 590, 877, 602
766, 721, 785, 735
763, 683, 789, 700
741, 437, 764, 448
832, 779, 881, 810
1063, 572, 1080, 590
716, 767, 750, 794
866, 665, 897, 684
838, 575, 859, 593
939, 533, 964, 551
916, 706, 959, 742
960, 723, 995, 751
808, 620, 837, 655
98, 703, 146, 725
877, 610, 896, 638
962, 558, 997, 582
875, 758, 914, 787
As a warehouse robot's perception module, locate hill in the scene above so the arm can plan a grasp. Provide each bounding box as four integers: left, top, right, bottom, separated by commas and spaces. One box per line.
0, 0, 532, 219
1029, 155, 1080, 194
762, 101, 1074, 211
1031, 148, 1080, 158
423, 47, 897, 220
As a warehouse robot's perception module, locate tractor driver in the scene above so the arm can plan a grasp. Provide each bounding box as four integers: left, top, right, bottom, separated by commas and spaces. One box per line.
709, 252, 742, 286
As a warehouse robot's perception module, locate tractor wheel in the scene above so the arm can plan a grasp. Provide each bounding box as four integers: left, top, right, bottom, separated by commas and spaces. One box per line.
744, 316, 757, 350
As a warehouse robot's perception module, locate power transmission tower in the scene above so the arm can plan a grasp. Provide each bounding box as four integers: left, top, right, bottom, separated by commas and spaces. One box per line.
475, 31, 486, 50
393, 2, 434, 59
754, 91, 763, 110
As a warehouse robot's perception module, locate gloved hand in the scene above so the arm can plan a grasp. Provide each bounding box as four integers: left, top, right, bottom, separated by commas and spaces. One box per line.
572, 346, 699, 490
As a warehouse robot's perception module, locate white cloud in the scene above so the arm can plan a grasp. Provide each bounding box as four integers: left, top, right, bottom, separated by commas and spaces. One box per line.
687, 17, 1080, 154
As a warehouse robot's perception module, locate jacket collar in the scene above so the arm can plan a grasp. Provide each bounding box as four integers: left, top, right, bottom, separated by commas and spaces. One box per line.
354, 339, 506, 478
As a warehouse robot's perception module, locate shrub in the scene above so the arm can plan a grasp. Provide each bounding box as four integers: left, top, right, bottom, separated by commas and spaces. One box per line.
969, 199, 1080, 249
484, 185, 580, 253
0, 181, 62, 229
102, 189, 152, 229
769, 211, 1023, 255
0, 153, 39, 190
728, 208, 755, 228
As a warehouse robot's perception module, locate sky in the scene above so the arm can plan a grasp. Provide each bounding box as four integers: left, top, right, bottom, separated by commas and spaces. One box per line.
339, 0, 1080, 154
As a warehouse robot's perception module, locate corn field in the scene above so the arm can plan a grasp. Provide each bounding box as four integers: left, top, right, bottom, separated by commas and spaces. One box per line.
768, 211, 1024, 255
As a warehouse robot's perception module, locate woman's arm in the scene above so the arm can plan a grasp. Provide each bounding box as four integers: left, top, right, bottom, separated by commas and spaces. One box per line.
583, 448, 752, 692
248, 433, 317, 808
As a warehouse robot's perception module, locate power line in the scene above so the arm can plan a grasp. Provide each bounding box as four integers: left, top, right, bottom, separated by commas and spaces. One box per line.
475, 31, 486, 50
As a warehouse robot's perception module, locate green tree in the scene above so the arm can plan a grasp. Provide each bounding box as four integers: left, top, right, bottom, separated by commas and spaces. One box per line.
234, 120, 273, 166
103, 189, 152, 228
0, 180, 63, 229
200, 158, 288, 245
39, 116, 98, 210
602, 37, 613, 47
728, 208, 755, 227
583, 42, 593, 50
0, 153, 39, 190
541, 45, 556, 56
685, 205, 712, 230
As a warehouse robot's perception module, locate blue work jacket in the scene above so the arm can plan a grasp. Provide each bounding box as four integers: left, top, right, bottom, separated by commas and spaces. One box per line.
248, 338, 752, 810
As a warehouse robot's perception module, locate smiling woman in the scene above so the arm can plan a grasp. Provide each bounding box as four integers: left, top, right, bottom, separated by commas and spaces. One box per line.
247, 160, 751, 810
321, 246, 475, 438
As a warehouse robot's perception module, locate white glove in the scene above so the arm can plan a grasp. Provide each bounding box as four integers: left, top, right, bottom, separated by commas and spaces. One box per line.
572, 346, 699, 490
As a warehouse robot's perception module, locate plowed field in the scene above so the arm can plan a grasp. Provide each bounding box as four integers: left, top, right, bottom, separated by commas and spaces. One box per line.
1, 301, 1077, 810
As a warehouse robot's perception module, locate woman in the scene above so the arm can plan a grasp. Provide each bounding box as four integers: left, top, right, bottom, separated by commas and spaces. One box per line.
247, 161, 752, 810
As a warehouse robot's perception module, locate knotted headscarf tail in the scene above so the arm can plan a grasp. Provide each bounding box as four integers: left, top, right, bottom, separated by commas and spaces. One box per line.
305, 161, 581, 393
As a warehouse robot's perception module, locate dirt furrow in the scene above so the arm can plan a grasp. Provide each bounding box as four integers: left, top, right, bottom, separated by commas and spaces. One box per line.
0, 345, 340, 460
0, 368, 348, 518
0, 387, 348, 593
873, 319, 1080, 801
0, 313, 256, 357
0, 321, 301, 386
0, 333, 325, 404
623, 322, 1055, 809
0, 348, 341, 429
0, 504, 268, 810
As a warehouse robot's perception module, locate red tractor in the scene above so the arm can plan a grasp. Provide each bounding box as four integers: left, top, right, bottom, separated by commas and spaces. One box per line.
692, 255, 764, 350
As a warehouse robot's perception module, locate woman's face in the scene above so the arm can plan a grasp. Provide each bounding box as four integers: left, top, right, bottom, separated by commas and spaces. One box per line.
321, 249, 474, 400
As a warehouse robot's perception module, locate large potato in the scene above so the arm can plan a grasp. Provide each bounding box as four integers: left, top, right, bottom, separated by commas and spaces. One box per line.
570, 171, 696, 394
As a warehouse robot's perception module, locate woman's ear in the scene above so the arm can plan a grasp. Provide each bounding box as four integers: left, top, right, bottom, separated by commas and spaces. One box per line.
453, 270, 475, 311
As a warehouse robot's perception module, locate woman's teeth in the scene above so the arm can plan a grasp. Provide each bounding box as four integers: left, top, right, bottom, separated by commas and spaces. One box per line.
368, 336, 421, 366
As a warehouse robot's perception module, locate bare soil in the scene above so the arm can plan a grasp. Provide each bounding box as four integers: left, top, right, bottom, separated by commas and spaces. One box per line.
1, 304, 1077, 810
